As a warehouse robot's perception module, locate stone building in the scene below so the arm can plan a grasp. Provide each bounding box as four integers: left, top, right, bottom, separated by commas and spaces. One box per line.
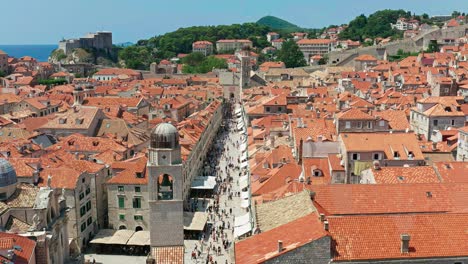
338, 133, 425, 183
192, 41, 213, 56
0, 158, 69, 263
58, 31, 112, 54
38, 106, 106, 137
147, 123, 184, 261
216, 39, 253, 53
40, 167, 98, 254
457, 126, 468, 161
106, 156, 149, 231
297, 39, 333, 63
150, 60, 177, 75
0, 50, 7, 74
410, 97, 466, 141
335, 108, 389, 133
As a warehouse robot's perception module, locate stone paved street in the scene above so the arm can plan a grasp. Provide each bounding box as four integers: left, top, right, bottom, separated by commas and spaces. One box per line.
184, 103, 251, 264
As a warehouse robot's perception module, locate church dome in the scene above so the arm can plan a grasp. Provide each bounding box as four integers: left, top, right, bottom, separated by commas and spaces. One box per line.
151, 122, 179, 149
0, 159, 17, 188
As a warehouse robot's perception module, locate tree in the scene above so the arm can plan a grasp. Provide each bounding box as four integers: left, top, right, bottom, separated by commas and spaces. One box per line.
452, 11, 461, 18
182, 55, 227, 74
427, 40, 439, 53
318, 55, 328, 65
422, 13, 429, 19
339, 10, 409, 41
118, 46, 155, 70
0, 70, 5, 78
181, 52, 205, 66
276, 40, 306, 68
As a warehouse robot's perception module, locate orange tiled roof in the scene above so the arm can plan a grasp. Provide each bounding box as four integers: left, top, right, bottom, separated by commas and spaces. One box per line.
370, 166, 440, 184
107, 155, 148, 185
235, 213, 328, 264
336, 108, 375, 120
152, 246, 184, 264
434, 162, 468, 183
355, 54, 378, 61
340, 133, 424, 160
329, 213, 468, 261
39, 167, 82, 189
312, 183, 468, 216
0, 233, 36, 264
297, 39, 331, 45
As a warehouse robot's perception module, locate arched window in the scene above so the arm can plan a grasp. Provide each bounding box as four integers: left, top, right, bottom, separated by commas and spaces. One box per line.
119, 225, 127, 230
135, 226, 143, 232
313, 169, 323, 177
158, 174, 174, 200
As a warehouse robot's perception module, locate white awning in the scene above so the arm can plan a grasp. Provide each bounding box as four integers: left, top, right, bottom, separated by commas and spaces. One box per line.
237, 122, 244, 130
240, 161, 249, 169
89, 229, 116, 244
239, 175, 248, 182
107, 230, 135, 245
234, 212, 251, 227
235, 108, 242, 114
241, 191, 250, 200
241, 198, 250, 208
239, 177, 249, 189
241, 152, 247, 161
234, 222, 252, 238
127, 231, 150, 246
240, 143, 247, 152
191, 176, 217, 190
184, 212, 208, 231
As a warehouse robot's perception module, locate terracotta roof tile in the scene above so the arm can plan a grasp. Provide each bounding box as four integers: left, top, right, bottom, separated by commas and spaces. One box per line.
152, 246, 184, 264
329, 213, 468, 261
235, 213, 328, 264
369, 166, 440, 184
0, 232, 36, 264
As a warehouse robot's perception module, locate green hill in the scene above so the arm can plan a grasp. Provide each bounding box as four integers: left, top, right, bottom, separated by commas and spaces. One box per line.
256, 16, 302, 32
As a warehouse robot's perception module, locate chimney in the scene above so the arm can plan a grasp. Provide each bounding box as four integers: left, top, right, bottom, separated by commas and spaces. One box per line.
401, 234, 410, 253
432, 142, 437, 151
324, 220, 329, 231
373, 160, 381, 170
278, 240, 283, 253
298, 139, 304, 165
319, 213, 325, 222
309, 191, 316, 201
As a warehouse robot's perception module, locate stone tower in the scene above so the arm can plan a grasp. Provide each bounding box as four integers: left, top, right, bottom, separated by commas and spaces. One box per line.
147, 123, 184, 249
239, 46, 251, 89
72, 85, 85, 106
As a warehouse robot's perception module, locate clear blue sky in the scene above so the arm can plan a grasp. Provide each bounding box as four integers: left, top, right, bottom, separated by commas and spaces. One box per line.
1, 0, 467, 44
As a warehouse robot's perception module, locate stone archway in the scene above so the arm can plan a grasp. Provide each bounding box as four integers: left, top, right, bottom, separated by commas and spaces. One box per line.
158, 174, 174, 200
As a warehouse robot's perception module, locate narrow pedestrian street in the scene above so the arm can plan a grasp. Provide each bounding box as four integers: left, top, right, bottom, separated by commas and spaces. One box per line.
184, 102, 253, 264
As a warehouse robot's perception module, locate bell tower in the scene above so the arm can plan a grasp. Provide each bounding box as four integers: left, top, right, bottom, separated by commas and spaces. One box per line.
72, 85, 85, 106
147, 123, 184, 251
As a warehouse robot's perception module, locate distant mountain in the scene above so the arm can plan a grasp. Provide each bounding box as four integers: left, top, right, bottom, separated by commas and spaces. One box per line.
115, 42, 134, 47
256, 16, 303, 32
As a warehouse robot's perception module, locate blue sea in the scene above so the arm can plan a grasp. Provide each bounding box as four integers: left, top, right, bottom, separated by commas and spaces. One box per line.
0, 44, 57, 62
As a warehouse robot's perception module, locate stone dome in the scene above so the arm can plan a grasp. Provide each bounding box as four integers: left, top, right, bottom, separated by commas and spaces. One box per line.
0, 159, 17, 188
151, 122, 179, 149
0, 159, 17, 201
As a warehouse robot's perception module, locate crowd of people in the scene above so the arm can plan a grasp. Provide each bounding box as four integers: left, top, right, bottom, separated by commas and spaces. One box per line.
189, 102, 248, 264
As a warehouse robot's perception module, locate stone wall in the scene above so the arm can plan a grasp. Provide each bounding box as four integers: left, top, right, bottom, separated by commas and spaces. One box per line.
265, 236, 331, 264
328, 24, 468, 67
